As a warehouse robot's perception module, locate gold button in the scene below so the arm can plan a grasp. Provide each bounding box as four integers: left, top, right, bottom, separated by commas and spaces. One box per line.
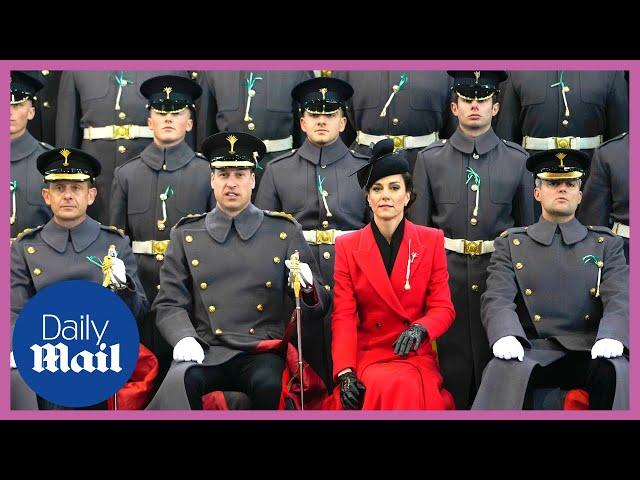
584, 315, 590, 321
256, 304, 264, 312
513, 239, 521, 246
597, 261, 604, 268
27, 246, 36, 254
200, 282, 208, 290
515, 262, 524, 270
472, 153, 479, 160
279, 232, 287, 240
534, 314, 541, 322
471, 184, 478, 192
208, 305, 216, 313
590, 288, 597, 296
155, 254, 164, 261
562, 119, 569, 126
43, 101, 50, 108
470, 218, 478, 226
563, 86, 570, 93
33, 268, 42, 276
265, 281, 272, 288
118, 145, 127, 154
471, 284, 479, 292
392, 118, 399, 125
273, 256, 281, 264
191, 259, 200, 266
248, 123, 255, 130
191, 71, 198, 79
41, 70, 50, 76
524, 288, 533, 296
322, 220, 329, 228
597, 236, 604, 243
249, 328, 256, 334
185, 235, 193, 243
324, 285, 331, 291
323, 251, 331, 260
118, 112, 127, 120
215, 328, 223, 335
156, 284, 161, 291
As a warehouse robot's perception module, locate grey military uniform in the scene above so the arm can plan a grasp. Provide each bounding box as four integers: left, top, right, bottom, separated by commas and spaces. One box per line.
26, 70, 61, 145
147, 204, 328, 409
473, 218, 629, 409
195, 71, 314, 197
578, 132, 629, 263
408, 127, 535, 409
10, 131, 53, 239
11, 216, 149, 409
332, 71, 457, 171
494, 71, 629, 156
55, 71, 192, 224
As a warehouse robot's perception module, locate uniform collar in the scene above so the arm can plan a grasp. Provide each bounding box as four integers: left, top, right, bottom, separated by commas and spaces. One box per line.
448, 127, 500, 155
298, 138, 350, 166
205, 203, 264, 243
41, 216, 101, 253
11, 131, 40, 162
141, 140, 195, 171
528, 217, 587, 246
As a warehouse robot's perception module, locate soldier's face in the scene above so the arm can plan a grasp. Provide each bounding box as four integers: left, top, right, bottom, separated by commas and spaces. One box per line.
367, 174, 410, 222
534, 179, 582, 220
42, 181, 97, 224
148, 109, 193, 147
10, 101, 35, 140
211, 168, 255, 216
300, 111, 347, 146
451, 96, 499, 131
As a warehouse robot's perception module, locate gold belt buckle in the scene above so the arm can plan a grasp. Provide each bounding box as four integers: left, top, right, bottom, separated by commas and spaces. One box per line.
113, 124, 132, 140
554, 136, 573, 149
152, 240, 169, 255
388, 135, 406, 150
464, 240, 482, 255
315, 229, 335, 245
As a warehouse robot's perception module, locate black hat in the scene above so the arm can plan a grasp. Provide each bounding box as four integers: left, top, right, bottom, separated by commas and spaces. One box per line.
10, 71, 44, 105
37, 147, 101, 182
447, 71, 508, 100
201, 132, 266, 170
526, 148, 590, 180
291, 77, 353, 115
352, 138, 410, 190
140, 75, 202, 113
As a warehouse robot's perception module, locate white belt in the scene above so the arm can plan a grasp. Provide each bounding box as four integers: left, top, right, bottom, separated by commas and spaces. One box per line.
83, 125, 154, 140
444, 237, 495, 256
356, 131, 439, 150
262, 135, 293, 153
303, 229, 354, 245
132, 240, 170, 255
522, 135, 603, 150
611, 222, 630, 239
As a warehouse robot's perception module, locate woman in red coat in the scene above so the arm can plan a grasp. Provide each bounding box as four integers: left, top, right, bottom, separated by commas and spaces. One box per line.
331, 139, 455, 410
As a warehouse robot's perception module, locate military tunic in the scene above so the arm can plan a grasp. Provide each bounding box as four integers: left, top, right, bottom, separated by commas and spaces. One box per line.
577, 132, 629, 263
10, 131, 53, 239
408, 127, 535, 409
25, 70, 61, 145
55, 71, 192, 224
473, 218, 629, 409
147, 204, 328, 409
10, 217, 149, 409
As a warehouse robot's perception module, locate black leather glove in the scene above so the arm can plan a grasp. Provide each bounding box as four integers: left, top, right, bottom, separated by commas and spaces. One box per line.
393, 323, 427, 356
338, 371, 366, 410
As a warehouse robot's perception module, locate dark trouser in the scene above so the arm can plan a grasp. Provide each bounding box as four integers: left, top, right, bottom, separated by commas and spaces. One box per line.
524, 353, 616, 410
37, 396, 107, 410
184, 352, 285, 410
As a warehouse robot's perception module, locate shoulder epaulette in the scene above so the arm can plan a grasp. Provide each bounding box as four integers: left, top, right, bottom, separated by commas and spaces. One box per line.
175, 212, 207, 228
15, 224, 44, 241
263, 210, 299, 225
349, 149, 370, 161
587, 225, 616, 236
420, 139, 448, 154
195, 152, 208, 160
501, 139, 528, 156
598, 132, 628, 149
500, 226, 528, 237
100, 224, 126, 237
39, 142, 54, 150
268, 149, 297, 165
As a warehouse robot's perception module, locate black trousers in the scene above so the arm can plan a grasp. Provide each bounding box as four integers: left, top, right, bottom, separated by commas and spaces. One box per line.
184, 352, 285, 410
524, 352, 617, 410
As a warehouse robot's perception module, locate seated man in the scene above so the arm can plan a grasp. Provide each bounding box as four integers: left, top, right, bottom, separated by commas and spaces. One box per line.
473, 148, 628, 410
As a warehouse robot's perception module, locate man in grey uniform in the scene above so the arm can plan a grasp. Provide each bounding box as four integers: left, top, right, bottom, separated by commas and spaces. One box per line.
55, 70, 192, 224
195, 70, 313, 196
147, 132, 328, 409
110, 75, 215, 381
409, 71, 535, 409
255, 77, 370, 389
473, 149, 628, 410
10, 147, 148, 410
577, 132, 629, 263
10, 71, 53, 240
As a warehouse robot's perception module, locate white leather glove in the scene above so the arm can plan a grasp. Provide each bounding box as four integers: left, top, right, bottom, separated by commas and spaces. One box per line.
492, 335, 524, 361
285, 259, 314, 291
591, 338, 624, 359
173, 337, 205, 364
10, 351, 16, 369
109, 257, 128, 289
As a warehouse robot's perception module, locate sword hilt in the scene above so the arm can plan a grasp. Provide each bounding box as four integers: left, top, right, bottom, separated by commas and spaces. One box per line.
290, 250, 301, 299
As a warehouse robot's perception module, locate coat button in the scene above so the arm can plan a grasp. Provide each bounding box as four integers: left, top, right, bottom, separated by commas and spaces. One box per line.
200, 282, 208, 290
472, 153, 479, 160
322, 220, 329, 228
323, 251, 331, 260
43, 101, 50, 108
563, 86, 570, 93
471, 284, 479, 292
191, 259, 200, 266
256, 304, 264, 312
534, 314, 541, 322
590, 288, 597, 296
119, 112, 127, 120
249, 328, 256, 334
248, 123, 256, 130
471, 184, 478, 192
597, 237, 604, 243
375, 322, 382, 329
185, 235, 193, 243
265, 281, 272, 288
470, 218, 478, 226
324, 285, 331, 291
273, 256, 281, 264
156, 284, 161, 291
392, 118, 399, 125
118, 145, 127, 154
524, 289, 533, 296
584, 315, 590, 321
562, 119, 569, 126
208, 305, 216, 313
191, 71, 199, 79
41, 70, 50, 76
513, 239, 521, 246
33, 268, 42, 276
215, 328, 223, 335
156, 254, 164, 261
27, 246, 36, 254
515, 262, 523, 270
279, 232, 287, 240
